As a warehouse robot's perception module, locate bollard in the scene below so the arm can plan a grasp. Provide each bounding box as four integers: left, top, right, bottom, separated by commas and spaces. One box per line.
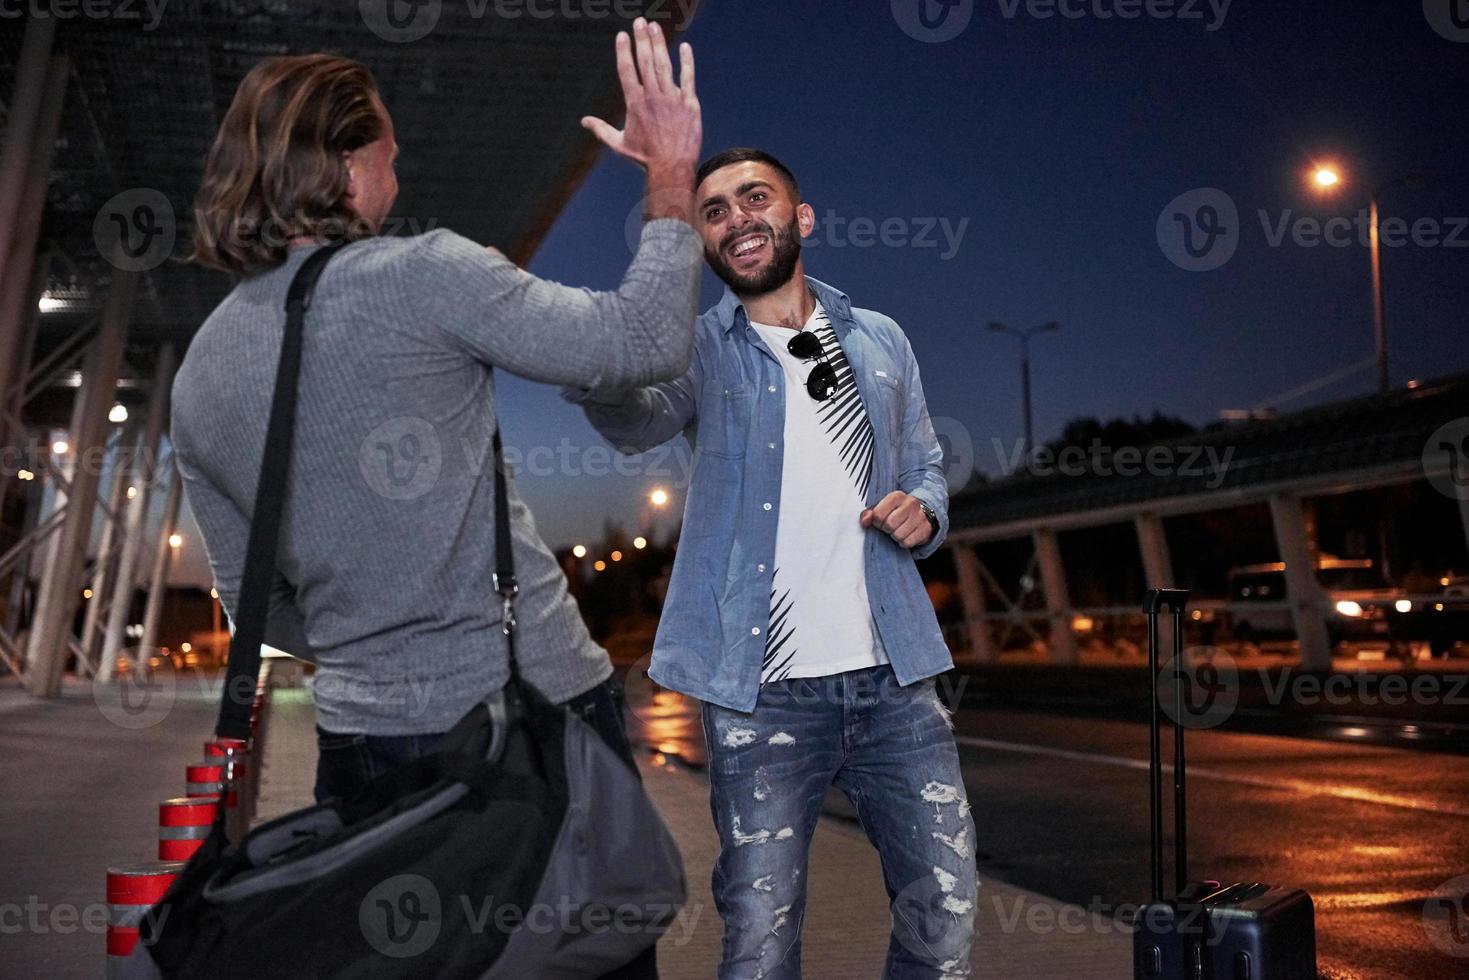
204, 740, 252, 840
184, 762, 238, 812
106, 861, 182, 975
158, 796, 218, 861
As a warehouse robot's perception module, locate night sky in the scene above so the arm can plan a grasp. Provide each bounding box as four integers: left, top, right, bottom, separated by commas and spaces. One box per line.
179, 0, 1469, 582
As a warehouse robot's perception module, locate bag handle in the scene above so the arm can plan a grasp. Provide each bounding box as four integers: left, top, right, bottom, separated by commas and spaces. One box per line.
1143, 586, 1190, 904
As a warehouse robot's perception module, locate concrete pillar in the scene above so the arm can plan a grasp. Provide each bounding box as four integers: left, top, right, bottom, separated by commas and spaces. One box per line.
1134, 513, 1174, 588
950, 541, 995, 663
137, 459, 183, 674
1268, 493, 1333, 671
99, 346, 175, 682
23, 272, 135, 697
0, 46, 67, 440
1033, 526, 1078, 665
79, 424, 139, 669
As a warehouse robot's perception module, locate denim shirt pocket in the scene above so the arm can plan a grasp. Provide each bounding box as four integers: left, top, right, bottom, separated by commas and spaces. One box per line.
696, 379, 751, 459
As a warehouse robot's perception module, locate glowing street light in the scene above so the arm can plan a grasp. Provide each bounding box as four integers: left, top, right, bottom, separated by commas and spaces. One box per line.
649, 488, 669, 508
633, 536, 647, 550
1307, 162, 1423, 394
572, 544, 588, 559
52, 439, 69, 455
594, 560, 607, 572
611, 550, 623, 562
168, 533, 183, 549
109, 403, 129, 424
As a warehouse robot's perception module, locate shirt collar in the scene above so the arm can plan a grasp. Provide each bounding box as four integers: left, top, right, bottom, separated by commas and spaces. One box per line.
717, 276, 854, 334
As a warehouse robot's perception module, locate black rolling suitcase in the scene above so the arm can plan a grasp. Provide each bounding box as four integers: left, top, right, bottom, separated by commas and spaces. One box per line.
1133, 588, 1318, 980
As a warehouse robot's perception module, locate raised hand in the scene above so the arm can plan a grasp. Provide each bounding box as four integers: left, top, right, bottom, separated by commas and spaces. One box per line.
582, 18, 700, 171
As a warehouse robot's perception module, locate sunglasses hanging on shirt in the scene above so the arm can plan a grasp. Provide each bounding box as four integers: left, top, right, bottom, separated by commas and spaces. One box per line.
786, 330, 839, 402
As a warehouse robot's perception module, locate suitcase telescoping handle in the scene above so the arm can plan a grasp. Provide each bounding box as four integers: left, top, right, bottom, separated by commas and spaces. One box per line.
1143, 587, 1190, 905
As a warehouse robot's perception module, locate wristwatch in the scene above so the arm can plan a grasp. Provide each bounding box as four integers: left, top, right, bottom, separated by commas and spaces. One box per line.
917, 500, 939, 538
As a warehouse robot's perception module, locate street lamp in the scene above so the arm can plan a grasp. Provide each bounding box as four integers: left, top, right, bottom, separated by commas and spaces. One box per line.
988, 321, 1060, 461
1309, 164, 1423, 394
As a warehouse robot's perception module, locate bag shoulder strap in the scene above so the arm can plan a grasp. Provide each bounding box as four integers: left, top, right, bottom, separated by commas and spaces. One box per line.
216, 242, 523, 739
215, 243, 345, 740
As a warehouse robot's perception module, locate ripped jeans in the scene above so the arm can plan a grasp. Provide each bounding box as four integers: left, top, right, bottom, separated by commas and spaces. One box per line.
700, 664, 977, 980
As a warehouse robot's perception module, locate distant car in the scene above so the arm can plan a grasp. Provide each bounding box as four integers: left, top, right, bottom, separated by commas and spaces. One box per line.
1226, 557, 1393, 647
1387, 576, 1469, 658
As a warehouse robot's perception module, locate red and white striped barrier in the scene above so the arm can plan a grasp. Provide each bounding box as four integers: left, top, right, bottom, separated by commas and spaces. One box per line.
157, 796, 218, 861
105, 861, 181, 975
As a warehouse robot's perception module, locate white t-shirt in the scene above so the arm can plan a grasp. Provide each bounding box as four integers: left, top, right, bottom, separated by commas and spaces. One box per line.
749, 302, 889, 683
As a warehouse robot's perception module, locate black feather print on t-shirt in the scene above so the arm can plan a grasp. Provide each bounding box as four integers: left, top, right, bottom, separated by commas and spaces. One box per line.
809, 310, 875, 500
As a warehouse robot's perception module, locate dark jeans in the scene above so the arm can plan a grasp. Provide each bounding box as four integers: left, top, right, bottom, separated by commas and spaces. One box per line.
314, 675, 655, 980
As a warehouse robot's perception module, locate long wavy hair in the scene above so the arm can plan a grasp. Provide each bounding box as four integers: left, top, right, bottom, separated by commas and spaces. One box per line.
190, 54, 383, 276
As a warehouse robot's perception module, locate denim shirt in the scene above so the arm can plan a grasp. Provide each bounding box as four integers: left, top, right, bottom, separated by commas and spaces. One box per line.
565, 276, 952, 712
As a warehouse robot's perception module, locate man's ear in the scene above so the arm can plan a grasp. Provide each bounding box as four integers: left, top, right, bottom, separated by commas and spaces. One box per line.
341, 148, 358, 203
796, 201, 816, 239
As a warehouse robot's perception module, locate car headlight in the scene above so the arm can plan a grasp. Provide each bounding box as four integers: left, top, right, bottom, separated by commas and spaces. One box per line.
1335, 600, 1364, 618
1395, 599, 1413, 613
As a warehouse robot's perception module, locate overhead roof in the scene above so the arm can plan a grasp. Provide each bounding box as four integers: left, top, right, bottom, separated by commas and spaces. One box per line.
2, 2, 702, 414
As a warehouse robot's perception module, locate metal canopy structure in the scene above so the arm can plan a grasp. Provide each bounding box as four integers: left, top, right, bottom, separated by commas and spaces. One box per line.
943, 373, 1469, 670
0, 2, 703, 695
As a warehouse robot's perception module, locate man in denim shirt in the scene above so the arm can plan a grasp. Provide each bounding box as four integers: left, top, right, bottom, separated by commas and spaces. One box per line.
566, 149, 976, 979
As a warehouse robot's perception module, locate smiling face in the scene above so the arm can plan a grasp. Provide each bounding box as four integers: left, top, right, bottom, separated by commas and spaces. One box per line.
695, 160, 814, 296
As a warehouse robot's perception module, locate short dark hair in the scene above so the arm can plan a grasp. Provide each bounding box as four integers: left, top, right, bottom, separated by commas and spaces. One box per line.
695, 147, 800, 199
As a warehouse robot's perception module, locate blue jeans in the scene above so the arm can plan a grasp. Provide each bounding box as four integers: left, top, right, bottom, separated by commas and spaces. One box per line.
701, 665, 977, 980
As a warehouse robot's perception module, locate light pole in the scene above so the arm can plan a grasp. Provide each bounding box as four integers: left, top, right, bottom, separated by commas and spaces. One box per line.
1310, 166, 1422, 394
988, 321, 1060, 460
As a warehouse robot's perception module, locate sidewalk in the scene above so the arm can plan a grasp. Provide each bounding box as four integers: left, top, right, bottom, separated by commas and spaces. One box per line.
0, 672, 1133, 978
255, 679, 1133, 977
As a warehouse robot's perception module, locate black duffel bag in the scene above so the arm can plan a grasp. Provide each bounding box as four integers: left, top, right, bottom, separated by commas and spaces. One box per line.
122, 242, 685, 978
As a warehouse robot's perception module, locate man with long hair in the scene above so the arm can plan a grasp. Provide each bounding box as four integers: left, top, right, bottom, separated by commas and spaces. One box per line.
172, 26, 698, 978
568, 149, 977, 978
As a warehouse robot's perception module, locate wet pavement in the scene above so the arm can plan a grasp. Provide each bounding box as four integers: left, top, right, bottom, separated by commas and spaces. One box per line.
618, 666, 1469, 980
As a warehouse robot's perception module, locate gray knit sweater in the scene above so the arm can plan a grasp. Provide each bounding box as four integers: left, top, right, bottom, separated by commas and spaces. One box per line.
171, 219, 702, 735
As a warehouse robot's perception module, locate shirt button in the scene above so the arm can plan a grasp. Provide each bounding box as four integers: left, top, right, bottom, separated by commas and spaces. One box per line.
767, 385, 777, 393
763, 502, 772, 511
751, 627, 761, 636
757, 563, 766, 572
767, 442, 776, 450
